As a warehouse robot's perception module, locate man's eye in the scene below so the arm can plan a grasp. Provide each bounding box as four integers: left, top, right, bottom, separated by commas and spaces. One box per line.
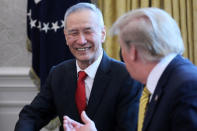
69, 32, 78, 36
84, 29, 94, 34
84, 31, 91, 34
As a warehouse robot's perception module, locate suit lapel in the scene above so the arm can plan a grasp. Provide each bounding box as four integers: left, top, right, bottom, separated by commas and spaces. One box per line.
143, 55, 183, 131
142, 83, 164, 131
62, 60, 80, 120
86, 52, 111, 118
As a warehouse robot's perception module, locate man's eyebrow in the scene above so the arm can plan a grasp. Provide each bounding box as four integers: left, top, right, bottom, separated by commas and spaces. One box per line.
83, 27, 95, 32
67, 29, 78, 33
84, 27, 92, 30
67, 27, 94, 33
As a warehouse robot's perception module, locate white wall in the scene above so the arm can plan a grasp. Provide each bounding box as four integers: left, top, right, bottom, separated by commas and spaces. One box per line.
0, 0, 31, 67
0, 67, 37, 131
0, 68, 59, 131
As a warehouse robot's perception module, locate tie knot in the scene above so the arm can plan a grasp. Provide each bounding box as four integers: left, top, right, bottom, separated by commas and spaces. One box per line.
143, 87, 150, 97
78, 71, 87, 80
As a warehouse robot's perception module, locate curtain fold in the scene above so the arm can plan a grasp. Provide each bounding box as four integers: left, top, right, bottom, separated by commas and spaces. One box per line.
179, 0, 188, 57
193, 0, 197, 64
97, 0, 197, 65
151, 0, 160, 8
140, 0, 149, 8
172, 0, 180, 27
187, 0, 194, 62
131, 0, 139, 9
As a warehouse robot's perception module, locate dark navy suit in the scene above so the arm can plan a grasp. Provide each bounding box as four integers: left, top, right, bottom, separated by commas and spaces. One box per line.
15, 52, 142, 131
143, 55, 197, 131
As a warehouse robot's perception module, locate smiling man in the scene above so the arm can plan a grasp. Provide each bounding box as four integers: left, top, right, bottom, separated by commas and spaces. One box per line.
15, 3, 142, 131
64, 4, 105, 70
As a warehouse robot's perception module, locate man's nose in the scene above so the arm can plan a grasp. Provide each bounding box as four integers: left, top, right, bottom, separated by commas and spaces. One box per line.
77, 33, 87, 45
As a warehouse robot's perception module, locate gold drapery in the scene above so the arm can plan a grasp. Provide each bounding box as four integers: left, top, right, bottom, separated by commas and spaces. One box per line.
97, 0, 197, 65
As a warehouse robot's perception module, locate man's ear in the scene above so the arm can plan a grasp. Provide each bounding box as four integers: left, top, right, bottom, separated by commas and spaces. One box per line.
101, 26, 106, 43
129, 45, 137, 61
64, 29, 68, 45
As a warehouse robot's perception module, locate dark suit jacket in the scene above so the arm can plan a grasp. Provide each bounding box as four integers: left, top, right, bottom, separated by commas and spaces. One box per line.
142, 55, 197, 131
15, 52, 142, 131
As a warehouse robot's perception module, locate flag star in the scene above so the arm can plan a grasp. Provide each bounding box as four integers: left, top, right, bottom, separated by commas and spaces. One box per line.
30, 19, 37, 28
51, 21, 59, 32
27, 10, 31, 18
42, 22, 50, 33
61, 20, 65, 28
34, 0, 42, 4
37, 21, 42, 30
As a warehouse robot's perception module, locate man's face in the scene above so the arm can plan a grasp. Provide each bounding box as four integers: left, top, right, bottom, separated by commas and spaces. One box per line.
119, 39, 133, 75
119, 37, 138, 81
64, 10, 106, 67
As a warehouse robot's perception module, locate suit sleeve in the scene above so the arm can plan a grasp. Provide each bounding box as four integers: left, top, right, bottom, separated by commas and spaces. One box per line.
115, 74, 142, 131
171, 82, 197, 131
14, 68, 57, 131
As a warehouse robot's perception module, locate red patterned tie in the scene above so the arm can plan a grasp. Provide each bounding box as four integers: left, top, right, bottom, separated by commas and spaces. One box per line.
75, 71, 87, 115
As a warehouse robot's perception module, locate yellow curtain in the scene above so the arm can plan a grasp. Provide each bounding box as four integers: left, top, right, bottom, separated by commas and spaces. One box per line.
97, 0, 197, 65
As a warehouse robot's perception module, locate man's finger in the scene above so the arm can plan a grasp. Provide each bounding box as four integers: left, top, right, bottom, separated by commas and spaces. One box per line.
81, 111, 92, 124
63, 115, 83, 127
63, 122, 71, 131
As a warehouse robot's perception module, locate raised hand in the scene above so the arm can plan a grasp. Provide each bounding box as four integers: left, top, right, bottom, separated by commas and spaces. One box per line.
63, 111, 97, 131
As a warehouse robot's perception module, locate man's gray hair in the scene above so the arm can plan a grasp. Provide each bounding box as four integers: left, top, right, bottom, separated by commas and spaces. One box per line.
110, 8, 184, 62
64, 3, 104, 29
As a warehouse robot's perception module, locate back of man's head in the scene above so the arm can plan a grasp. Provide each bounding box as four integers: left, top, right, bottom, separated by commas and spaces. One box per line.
111, 8, 184, 62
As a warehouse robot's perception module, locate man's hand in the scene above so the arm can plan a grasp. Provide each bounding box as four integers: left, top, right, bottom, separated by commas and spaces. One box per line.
63, 111, 97, 131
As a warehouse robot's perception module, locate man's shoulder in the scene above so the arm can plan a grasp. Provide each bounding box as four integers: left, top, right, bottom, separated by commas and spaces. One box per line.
109, 58, 127, 71
168, 55, 197, 80
56, 59, 75, 67
50, 59, 75, 73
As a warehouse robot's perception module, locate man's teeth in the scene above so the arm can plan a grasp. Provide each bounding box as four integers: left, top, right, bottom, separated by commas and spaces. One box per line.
77, 47, 89, 51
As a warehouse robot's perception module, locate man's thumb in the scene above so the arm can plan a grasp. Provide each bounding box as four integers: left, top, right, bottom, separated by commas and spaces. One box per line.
81, 111, 92, 124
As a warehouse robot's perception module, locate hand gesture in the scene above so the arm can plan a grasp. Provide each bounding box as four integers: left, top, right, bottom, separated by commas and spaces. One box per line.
63, 111, 97, 131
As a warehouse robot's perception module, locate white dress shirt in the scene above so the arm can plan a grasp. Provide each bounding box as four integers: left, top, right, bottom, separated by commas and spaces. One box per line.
146, 53, 177, 101
76, 51, 103, 104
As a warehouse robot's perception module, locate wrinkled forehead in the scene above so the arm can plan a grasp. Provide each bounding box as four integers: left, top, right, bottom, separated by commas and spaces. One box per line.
66, 9, 100, 27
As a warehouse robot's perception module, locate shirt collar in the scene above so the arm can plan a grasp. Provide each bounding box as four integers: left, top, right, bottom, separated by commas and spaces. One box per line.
146, 53, 177, 95
76, 51, 103, 78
